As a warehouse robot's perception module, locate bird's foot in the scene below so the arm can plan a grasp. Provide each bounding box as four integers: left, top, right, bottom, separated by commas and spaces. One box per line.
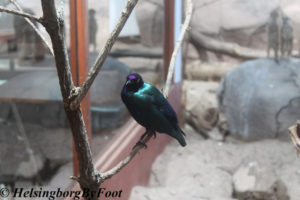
133, 140, 147, 149
132, 130, 156, 150
145, 129, 156, 139
153, 132, 157, 139
140, 131, 148, 141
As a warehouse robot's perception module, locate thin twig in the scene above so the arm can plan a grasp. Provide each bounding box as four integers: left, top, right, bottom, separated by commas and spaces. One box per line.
101, 0, 193, 180
69, 0, 139, 110
8, 0, 54, 56
163, 0, 193, 98
101, 130, 155, 180
0, 6, 42, 22
10, 102, 39, 176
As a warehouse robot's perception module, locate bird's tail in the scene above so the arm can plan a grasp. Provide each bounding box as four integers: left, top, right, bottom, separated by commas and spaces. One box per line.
173, 128, 186, 147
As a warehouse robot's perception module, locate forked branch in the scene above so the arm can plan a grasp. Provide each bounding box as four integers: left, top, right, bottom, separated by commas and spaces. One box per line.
0, 0, 55, 55
8, 0, 54, 55
0, 6, 42, 22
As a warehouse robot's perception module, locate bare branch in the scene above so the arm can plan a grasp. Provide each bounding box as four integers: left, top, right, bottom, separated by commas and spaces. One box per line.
101, 0, 193, 180
8, 0, 54, 56
101, 130, 155, 180
288, 121, 300, 157
10, 102, 39, 176
40, 1, 99, 196
0, 6, 42, 22
163, 0, 193, 97
69, 0, 139, 110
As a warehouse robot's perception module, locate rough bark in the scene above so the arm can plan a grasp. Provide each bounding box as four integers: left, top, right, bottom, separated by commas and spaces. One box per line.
40, 0, 101, 197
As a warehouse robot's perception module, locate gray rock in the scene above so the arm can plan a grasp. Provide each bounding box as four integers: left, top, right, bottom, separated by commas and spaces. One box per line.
117, 57, 161, 73
233, 164, 277, 193
217, 58, 300, 140
135, 0, 164, 47
0, 122, 72, 182
183, 81, 222, 139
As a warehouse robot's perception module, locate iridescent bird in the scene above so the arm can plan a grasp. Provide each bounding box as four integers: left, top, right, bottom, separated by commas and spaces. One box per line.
121, 73, 186, 147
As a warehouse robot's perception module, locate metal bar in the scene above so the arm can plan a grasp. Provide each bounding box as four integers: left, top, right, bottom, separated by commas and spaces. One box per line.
163, 0, 175, 80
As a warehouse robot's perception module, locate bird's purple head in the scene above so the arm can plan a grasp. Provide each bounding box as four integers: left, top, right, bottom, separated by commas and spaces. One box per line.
124, 73, 144, 92
128, 74, 137, 80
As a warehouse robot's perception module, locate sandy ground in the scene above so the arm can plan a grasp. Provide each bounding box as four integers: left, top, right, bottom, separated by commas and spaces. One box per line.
129, 125, 300, 200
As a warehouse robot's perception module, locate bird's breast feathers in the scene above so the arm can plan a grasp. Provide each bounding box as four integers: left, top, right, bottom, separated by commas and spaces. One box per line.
123, 83, 155, 105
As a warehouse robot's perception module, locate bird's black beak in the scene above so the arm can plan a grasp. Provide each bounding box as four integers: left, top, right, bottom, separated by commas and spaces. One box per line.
125, 79, 132, 86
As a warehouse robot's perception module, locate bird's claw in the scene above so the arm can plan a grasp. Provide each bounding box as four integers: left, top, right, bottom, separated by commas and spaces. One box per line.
153, 132, 157, 139
133, 140, 147, 149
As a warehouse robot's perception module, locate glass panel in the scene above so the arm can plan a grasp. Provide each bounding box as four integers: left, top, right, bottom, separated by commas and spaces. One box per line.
0, 0, 165, 196
0, 0, 72, 193
87, 0, 164, 154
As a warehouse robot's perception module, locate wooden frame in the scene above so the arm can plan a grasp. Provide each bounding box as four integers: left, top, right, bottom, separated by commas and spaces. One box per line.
69, 0, 91, 175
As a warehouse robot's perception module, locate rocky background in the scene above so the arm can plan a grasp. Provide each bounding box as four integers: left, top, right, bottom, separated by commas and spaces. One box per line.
129, 0, 300, 200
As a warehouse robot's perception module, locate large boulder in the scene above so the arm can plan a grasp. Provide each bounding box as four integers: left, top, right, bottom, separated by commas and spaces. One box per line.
217, 58, 300, 140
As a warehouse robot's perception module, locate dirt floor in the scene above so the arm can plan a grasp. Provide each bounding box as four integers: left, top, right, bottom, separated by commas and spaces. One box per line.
129, 124, 300, 200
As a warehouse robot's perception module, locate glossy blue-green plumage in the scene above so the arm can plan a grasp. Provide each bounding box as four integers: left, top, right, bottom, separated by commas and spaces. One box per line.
121, 74, 186, 147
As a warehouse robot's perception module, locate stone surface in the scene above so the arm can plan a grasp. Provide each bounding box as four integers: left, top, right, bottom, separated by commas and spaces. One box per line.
183, 81, 221, 138
117, 57, 161, 73
233, 164, 277, 193
233, 178, 290, 200
135, 0, 164, 47
129, 127, 300, 200
0, 122, 72, 182
185, 61, 236, 81
218, 58, 300, 140
191, 0, 300, 49
183, 80, 219, 111
134, 0, 300, 50
117, 57, 163, 85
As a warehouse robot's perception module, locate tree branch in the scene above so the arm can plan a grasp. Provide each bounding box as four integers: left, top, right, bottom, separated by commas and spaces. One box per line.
101, 130, 155, 180
8, 0, 54, 56
69, 0, 139, 110
163, 0, 193, 97
0, 6, 42, 22
37, 0, 190, 197
40, 0, 99, 196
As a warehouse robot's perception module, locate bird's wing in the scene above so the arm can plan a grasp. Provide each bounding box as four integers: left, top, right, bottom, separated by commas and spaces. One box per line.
145, 86, 179, 126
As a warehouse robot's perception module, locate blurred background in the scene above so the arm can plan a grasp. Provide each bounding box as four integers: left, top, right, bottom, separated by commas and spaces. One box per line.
0, 0, 300, 200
